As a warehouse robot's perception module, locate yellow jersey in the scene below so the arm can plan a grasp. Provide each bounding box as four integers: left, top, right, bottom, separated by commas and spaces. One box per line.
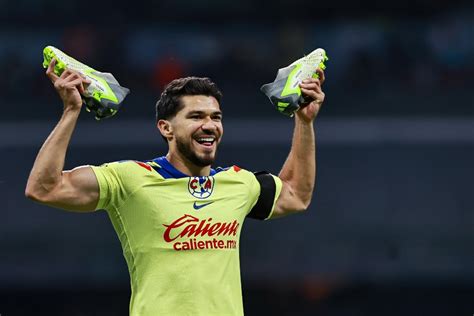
91, 156, 282, 316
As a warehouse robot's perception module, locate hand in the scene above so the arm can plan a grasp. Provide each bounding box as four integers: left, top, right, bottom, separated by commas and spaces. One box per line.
45, 59, 91, 111
297, 68, 326, 123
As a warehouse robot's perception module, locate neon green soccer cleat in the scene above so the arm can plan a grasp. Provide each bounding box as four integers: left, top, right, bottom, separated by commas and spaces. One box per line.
42, 46, 130, 120
260, 48, 328, 117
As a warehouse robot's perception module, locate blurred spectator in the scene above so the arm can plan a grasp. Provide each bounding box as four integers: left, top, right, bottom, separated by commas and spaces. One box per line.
151, 54, 186, 90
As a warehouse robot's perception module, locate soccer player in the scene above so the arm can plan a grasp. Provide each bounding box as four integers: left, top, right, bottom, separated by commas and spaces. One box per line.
25, 59, 326, 315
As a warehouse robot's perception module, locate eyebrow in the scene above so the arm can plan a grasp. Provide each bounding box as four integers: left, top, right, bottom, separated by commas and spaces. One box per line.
186, 110, 223, 116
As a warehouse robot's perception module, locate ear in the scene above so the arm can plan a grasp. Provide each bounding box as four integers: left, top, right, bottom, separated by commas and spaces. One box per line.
157, 119, 173, 140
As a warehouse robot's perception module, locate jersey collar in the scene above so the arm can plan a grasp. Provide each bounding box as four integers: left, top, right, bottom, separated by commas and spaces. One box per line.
152, 156, 217, 179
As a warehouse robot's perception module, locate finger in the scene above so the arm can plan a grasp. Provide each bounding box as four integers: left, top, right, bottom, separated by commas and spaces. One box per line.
61, 74, 76, 85
60, 68, 80, 78
316, 68, 325, 84
60, 68, 72, 79
78, 83, 85, 95
61, 70, 73, 78
64, 69, 90, 86
300, 82, 322, 94
300, 88, 318, 100
45, 59, 59, 82
65, 80, 86, 96
83, 77, 91, 86
301, 88, 324, 103
66, 69, 84, 79
63, 71, 81, 83
299, 82, 319, 90
77, 78, 89, 95
301, 77, 321, 86
64, 77, 85, 89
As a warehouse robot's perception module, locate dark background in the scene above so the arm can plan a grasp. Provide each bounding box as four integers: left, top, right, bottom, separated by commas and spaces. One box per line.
1, 0, 473, 315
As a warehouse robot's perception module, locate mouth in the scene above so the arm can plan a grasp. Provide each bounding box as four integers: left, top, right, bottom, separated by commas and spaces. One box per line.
194, 135, 216, 148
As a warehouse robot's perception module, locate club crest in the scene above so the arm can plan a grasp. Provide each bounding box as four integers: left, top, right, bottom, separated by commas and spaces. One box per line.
188, 176, 215, 199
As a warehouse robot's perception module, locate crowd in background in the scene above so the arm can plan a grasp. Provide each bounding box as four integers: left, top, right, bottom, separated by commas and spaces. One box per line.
0, 7, 472, 118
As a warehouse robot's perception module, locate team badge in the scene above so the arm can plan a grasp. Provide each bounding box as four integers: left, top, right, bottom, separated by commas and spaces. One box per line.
188, 176, 215, 199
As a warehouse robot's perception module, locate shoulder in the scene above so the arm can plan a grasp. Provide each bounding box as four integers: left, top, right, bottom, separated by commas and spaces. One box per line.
214, 165, 255, 181
93, 159, 150, 171
217, 165, 278, 179
91, 159, 164, 179
214, 165, 277, 193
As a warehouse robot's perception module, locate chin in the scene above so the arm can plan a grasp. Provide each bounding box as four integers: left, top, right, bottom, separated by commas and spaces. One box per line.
195, 154, 215, 167
176, 139, 217, 167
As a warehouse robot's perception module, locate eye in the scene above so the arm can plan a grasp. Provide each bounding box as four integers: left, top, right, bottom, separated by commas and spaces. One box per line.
212, 115, 222, 121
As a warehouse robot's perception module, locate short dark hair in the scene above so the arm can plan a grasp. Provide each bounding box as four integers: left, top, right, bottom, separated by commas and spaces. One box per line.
155, 77, 223, 122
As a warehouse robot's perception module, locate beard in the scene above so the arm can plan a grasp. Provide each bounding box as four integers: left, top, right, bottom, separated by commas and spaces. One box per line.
176, 137, 217, 167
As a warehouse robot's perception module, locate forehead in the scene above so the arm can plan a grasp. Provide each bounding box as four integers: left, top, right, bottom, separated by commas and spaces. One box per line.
178, 95, 221, 114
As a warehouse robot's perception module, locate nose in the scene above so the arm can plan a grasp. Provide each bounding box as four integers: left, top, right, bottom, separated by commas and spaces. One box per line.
201, 117, 218, 132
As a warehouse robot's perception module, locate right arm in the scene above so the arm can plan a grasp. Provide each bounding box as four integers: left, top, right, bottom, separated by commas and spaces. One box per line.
25, 59, 98, 212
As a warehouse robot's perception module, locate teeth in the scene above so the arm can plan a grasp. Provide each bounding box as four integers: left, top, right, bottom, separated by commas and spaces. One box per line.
197, 137, 214, 142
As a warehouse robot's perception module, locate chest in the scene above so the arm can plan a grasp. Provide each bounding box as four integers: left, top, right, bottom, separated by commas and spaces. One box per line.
120, 176, 252, 245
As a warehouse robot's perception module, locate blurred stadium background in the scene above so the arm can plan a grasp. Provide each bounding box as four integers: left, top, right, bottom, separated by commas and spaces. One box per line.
1, 0, 473, 315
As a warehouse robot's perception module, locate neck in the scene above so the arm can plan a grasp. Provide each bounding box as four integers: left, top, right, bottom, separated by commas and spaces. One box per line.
166, 152, 211, 177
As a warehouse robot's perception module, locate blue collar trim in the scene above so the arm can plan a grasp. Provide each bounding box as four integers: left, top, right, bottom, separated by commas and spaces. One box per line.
151, 156, 218, 179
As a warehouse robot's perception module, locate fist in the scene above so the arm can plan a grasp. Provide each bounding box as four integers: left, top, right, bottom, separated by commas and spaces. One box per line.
297, 68, 326, 123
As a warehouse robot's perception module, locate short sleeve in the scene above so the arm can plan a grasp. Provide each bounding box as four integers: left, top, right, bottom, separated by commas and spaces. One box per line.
90, 161, 130, 211
247, 171, 282, 220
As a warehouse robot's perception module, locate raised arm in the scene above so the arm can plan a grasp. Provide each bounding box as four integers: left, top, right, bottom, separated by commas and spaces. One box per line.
271, 69, 326, 218
25, 59, 99, 212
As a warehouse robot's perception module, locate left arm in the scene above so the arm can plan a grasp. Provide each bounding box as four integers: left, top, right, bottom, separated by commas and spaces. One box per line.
271, 69, 326, 218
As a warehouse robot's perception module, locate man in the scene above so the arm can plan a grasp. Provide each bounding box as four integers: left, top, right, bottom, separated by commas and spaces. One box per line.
25, 58, 326, 315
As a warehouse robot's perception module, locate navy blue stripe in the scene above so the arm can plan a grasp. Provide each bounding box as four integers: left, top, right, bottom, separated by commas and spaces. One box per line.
149, 156, 222, 179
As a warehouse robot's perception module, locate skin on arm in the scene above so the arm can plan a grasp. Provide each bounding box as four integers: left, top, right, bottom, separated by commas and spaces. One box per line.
25, 59, 99, 212
271, 69, 326, 218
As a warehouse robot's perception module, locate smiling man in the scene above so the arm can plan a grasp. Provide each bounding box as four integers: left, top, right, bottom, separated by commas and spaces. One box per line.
25, 61, 326, 315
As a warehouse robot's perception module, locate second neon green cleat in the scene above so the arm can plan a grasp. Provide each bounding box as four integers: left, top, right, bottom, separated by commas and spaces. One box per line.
261, 48, 328, 117
42, 46, 130, 120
